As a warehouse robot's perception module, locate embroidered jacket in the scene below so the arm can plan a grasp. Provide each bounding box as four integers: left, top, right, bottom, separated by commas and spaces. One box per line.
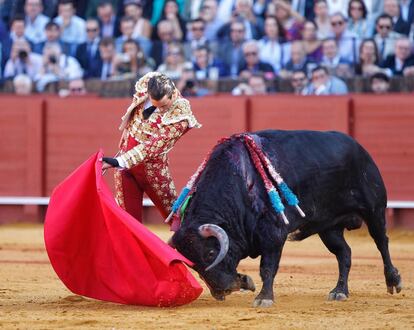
118, 72, 201, 169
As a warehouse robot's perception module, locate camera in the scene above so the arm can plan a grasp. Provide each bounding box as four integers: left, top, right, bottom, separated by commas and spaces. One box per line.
185, 80, 195, 89
49, 55, 57, 64
18, 50, 28, 61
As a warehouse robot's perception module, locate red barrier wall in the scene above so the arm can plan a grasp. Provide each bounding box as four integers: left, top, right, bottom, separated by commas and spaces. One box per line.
0, 94, 413, 226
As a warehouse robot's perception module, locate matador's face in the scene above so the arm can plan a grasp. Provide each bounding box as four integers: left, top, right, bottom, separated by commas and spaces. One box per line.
150, 94, 175, 112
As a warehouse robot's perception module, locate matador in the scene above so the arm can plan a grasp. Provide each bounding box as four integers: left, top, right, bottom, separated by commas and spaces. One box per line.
102, 72, 201, 225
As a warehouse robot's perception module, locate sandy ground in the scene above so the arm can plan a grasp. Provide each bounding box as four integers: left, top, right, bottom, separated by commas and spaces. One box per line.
0, 224, 413, 330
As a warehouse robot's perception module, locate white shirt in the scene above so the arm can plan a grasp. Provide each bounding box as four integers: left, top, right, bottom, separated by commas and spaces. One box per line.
25, 14, 49, 44
4, 53, 43, 80
326, 0, 348, 16
258, 39, 290, 73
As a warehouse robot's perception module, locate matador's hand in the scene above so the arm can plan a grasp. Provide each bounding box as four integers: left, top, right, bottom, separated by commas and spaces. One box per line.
101, 157, 119, 170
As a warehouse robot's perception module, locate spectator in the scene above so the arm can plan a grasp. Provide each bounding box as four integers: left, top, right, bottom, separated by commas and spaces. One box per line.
383, 0, 410, 35
257, 15, 289, 74
326, 0, 347, 16
97, 37, 115, 80
150, 20, 175, 68
97, 0, 120, 38
33, 21, 74, 56
54, 0, 86, 46
346, 0, 374, 39
308, 65, 348, 95
115, 16, 150, 57
13, 73, 33, 94
329, 12, 360, 66
232, 73, 269, 95
374, 14, 403, 62
157, 42, 190, 80
176, 63, 211, 97
302, 20, 322, 62
192, 45, 228, 79
182, 0, 204, 21
113, 38, 153, 78
290, 69, 309, 95
4, 39, 42, 80
273, 0, 304, 41
238, 39, 275, 80
153, 0, 186, 42
24, 0, 49, 45
75, 18, 102, 78
199, 0, 223, 41
184, 18, 217, 61
399, 0, 414, 25
9, 14, 28, 43
370, 72, 391, 94
290, 0, 316, 20
355, 38, 386, 77
313, 0, 332, 40
124, 0, 152, 40
381, 37, 414, 76
35, 43, 83, 91
364, 0, 385, 20
217, 19, 246, 78
280, 41, 316, 79
320, 38, 352, 77
68, 78, 86, 95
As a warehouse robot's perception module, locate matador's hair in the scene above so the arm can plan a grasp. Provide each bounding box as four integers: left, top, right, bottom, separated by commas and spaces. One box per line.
147, 74, 175, 101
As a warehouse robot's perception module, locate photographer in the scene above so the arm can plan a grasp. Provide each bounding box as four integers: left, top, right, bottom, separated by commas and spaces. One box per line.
176, 63, 211, 97
35, 43, 83, 91
4, 39, 42, 80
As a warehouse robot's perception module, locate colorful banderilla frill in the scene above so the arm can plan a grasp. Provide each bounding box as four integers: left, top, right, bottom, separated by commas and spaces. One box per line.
166, 134, 306, 226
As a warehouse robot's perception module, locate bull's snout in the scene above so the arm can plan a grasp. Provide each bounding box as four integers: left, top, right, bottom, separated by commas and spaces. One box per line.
209, 274, 255, 301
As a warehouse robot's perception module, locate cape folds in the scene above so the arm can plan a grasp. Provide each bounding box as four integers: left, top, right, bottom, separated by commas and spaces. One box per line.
44, 150, 202, 307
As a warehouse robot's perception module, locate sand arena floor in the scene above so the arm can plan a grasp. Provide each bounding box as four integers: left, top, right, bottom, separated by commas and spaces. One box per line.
0, 223, 413, 329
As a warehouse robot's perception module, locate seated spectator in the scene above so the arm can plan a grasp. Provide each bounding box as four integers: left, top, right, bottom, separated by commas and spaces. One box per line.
68, 78, 87, 95
97, 37, 115, 80
370, 72, 391, 94
113, 39, 153, 79
184, 18, 217, 61
257, 15, 290, 74
115, 16, 148, 57
176, 64, 212, 97
290, 69, 310, 95
4, 39, 42, 80
302, 20, 322, 62
307, 65, 348, 95
153, 0, 186, 42
272, 0, 304, 41
355, 39, 387, 77
280, 41, 316, 79
326, 0, 348, 16
34, 43, 83, 91
9, 14, 28, 43
157, 42, 190, 80
124, 0, 152, 40
383, 0, 410, 36
192, 45, 228, 80
313, 0, 332, 40
75, 18, 102, 78
232, 73, 269, 95
217, 19, 246, 78
33, 21, 74, 56
374, 14, 403, 62
54, 0, 86, 48
320, 38, 352, 77
150, 20, 176, 68
238, 40, 275, 80
24, 0, 49, 45
329, 12, 360, 66
381, 37, 414, 76
97, 0, 121, 38
199, 0, 223, 41
216, 0, 263, 41
13, 73, 33, 95
346, 0, 374, 39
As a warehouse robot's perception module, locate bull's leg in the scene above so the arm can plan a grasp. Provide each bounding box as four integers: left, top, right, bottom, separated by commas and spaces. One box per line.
319, 228, 351, 301
253, 246, 284, 308
365, 210, 402, 294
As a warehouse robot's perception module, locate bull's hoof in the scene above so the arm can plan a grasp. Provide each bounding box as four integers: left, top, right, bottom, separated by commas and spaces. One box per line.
252, 298, 273, 308
328, 292, 348, 301
387, 278, 403, 294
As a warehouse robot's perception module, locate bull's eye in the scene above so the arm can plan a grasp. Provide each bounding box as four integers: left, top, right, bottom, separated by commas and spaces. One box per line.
205, 249, 216, 262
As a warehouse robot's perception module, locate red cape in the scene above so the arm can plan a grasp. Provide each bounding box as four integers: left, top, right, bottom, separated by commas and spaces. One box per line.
44, 151, 202, 307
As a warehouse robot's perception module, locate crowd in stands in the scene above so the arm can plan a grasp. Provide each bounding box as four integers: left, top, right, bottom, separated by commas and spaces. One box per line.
0, 0, 413, 96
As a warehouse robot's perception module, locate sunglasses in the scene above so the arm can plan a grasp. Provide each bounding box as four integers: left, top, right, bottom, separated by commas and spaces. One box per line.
292, 77, 305, 82
87, 28, 98, 32
350, 6, 363, 10
231, 29, 244, 33
331, 21, 344, 26
192, 26, 204, 31
244, 52, 257, 56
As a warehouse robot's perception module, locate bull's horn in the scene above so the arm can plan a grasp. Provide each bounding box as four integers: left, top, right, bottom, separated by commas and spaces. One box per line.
198, 224, 229, 271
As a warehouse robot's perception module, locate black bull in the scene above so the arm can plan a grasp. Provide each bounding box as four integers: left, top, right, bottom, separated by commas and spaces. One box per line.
172, 130, 402, 307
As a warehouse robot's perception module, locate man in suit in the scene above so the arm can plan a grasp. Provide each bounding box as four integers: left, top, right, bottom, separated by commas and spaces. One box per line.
150, 20, 175, 68
97, 37, 115, 80
320, 37, 352, 76
32, 21, 74, 56
75, 18, 102, 78
384, 0, 410, 35
381, 37, 414, 76
97, 0, 121, 38
308, 65, 348, 95
374, 14, 404, 62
